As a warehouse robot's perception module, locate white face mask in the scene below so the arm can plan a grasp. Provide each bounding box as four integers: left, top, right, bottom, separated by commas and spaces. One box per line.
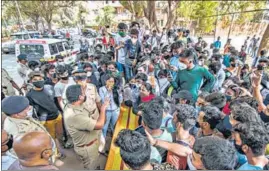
187, 155, 197, 170
179, 62, 187, 70
87, 71, 92, 77
198, 61, 203, 66
58, 62, 65, 66
131, 38, 138, 44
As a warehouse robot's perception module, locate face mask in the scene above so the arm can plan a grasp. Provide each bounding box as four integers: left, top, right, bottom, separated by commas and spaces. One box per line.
33, 80, 45, 88
195, 122, 201, 128
198, 61, 203, 66
131, 38, 138, 44
58, 62, 65, 65
118, 31, 126, 37
234, 143, 245, 155
34, 68, 40, 71
226, 95, 232, 101
231, 63, 237, 67
180, 63, 187, 70
187, 155, 197, 170
6, 135, 13, 150
93, 61, 98, 67
61, 76, 69, 80
87, 71, 92, 77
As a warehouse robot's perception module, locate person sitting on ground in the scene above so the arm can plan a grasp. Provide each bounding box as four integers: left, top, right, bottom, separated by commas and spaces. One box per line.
234, 122, 269, 170
141, 100, 173, 163
8, 131, 58, 170
114, 129, 175, 170
2, 130, 16, 170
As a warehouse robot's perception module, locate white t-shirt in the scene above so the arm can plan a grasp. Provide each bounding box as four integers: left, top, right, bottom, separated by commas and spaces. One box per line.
115, 34, 131, 65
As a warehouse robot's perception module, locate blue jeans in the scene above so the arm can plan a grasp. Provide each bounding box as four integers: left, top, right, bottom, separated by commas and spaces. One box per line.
124, 64, 133, 83
102, 108, 120, 138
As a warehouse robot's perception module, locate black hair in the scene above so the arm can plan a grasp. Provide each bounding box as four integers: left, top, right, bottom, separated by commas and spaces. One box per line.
44, 64, 55, 74
211, 54, 223, 62
208, 61, 222, 75
258, 58, 269, 65
114, 129, 151, 170
242, 64, 250, 70
205, 92, 227, 110
212, 48, 220, 54
260, 49, 268, 56
229, 56, 237, 63
135, 73, 148, 82
234, 122, 269, 156
83, 62, 93, 69
106, 51, 115, 59
130, 28, 139, 36
157, 69, 168, 78
56, 65, 67, 75
180, 48, 195, 60
174, 104, 197, 130
193, 136, 237, 170
230, 102, 261, 124
142, 83, 153, 94
151, 96, 172, 114
198, 54, 207, 60
198, 92, 209, 99
171, 41, 184, 50
103, 74, 120, 107
28, 60, 40, 70
66, 84, 82, 103
142, 100, 163, 130
106, 61, 117, 68
200, 105, 222, 130
130, 21, 140, 28
118, 22, 128, 30
230, 97, 259, 111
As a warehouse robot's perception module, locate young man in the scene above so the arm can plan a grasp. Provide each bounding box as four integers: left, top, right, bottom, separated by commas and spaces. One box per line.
172, 90, 193, 105
114, 129, 175, 170
169, 41, 186, 80
170, 48, 215, 101
213, 36, 221, 49
64, 84, 109, 169
17, 54, 31, 85
142, 100, 173, 163
114, 23, 130, 76
25, 71, 64, 158
147, 30, 161, 50
234, 122, 269, 170
208, 61, 226, 92
196, 105, 223, 137
125, 28, 142, 82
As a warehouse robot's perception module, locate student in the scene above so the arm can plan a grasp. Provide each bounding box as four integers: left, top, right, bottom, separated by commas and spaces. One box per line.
213, 36, 221, 49
141, 100, 173, 163
43, 64, 56, 86
114, 129, 175, 170
234, 122, 269, 170
208, 61, 225, 92
169, 41, 186, 80
170, 48, 215, 101
172, 90, 193, 105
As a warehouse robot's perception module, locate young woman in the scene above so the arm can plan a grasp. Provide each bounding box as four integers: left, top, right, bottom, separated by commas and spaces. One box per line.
99, 74, 123, 139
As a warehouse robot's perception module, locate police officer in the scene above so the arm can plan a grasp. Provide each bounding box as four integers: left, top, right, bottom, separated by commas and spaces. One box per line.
1, 96, 57, 157
64, 84, 109, 169
2, 68, 23, 96
16, 54, 31, 88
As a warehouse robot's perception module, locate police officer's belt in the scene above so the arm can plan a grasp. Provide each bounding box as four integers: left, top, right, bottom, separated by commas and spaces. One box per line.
78, 138, 97, 148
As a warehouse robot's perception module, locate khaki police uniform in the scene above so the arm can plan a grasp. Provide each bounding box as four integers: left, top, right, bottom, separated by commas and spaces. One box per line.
64, 103, 101, 169
85, 83, 101, 115
2, 68, 16, 96
3, 116, 57, 159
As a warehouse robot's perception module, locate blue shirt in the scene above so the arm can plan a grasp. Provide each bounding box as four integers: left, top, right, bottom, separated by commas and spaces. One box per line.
99, 86, 123, 111
237, 162, 263, 170
169, 55, 186, 80
214, 40, 221, 49
223, 54, 231, 68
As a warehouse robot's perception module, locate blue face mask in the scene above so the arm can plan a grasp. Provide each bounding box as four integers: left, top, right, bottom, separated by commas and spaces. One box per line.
226, 95, 232, 101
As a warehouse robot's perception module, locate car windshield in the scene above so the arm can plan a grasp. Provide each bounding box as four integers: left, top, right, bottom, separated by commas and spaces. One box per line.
19, 44, 44, 55
11, 34, 30, 41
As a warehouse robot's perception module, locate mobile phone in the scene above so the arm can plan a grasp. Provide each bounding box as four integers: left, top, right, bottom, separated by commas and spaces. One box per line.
134, 125, 147, 136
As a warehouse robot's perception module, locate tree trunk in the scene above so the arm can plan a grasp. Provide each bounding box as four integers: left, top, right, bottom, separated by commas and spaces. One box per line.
165, 1, 179, 29
47, 20, 52, 31
258, 24, 269, 53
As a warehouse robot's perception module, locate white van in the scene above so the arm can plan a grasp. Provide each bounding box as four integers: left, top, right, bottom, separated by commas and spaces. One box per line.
15, 39, 79, 64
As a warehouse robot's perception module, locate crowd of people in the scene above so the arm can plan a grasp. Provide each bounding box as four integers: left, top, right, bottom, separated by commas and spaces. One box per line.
1, 21, 269, 170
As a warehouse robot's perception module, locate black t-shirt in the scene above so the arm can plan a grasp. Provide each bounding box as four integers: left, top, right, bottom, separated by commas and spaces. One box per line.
26, 87, 59, 121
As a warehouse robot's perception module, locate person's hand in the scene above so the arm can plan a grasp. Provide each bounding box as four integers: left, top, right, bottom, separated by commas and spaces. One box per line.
145, 129, 157, 146
137, 111, 142, 116
102, 97, 110, 109
19, 89, 24, 96
170, 65, 178, 72
170, 155, 180, 168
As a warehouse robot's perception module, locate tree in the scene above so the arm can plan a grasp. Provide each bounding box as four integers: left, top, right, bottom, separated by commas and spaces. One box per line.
143, 1, 159, 31
164, 1, 180, 29
119, 1, 144, 20
38, 1, 74, 31
258, 24, 269, 54
95, 6, 116, 26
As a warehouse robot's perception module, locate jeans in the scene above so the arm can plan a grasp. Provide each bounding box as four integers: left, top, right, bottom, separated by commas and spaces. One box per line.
102, 108, 120, 138
124, 65, 133, 83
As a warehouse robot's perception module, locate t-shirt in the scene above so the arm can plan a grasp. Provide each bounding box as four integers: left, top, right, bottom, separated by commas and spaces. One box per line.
171, 65, 215, 100
160, 115, 174, 133
2, 153, 17, 170
152, 129, 173, 162
237, 162, 263, 170
26, 87, 59, 121
114, 34, 130, 65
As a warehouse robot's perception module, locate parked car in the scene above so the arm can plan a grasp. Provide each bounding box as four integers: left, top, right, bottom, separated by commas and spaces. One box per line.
2, 31, 40, 54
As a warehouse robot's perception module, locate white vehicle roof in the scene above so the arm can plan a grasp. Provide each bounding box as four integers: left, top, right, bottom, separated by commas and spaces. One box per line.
16, 39, 67, 45
11, 31, 39, 36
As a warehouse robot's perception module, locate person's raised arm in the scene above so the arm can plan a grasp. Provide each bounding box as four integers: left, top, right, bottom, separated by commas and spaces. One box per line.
94, 98, 110, 130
